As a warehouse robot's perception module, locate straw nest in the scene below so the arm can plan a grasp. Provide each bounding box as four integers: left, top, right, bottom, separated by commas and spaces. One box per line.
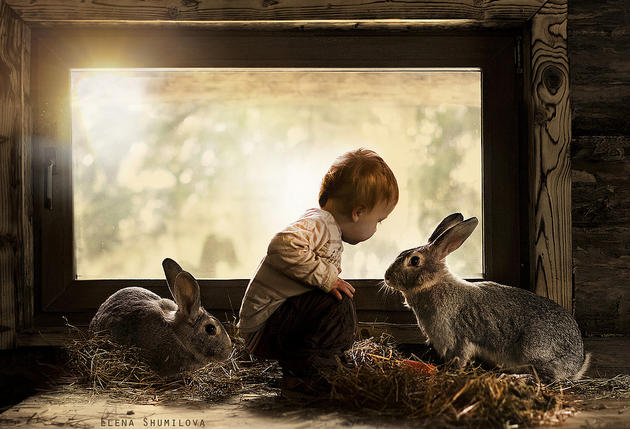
549, 374, 630, 400
315, 335, 571, 427
65, 325, 280, 404
64, 327, 628, 427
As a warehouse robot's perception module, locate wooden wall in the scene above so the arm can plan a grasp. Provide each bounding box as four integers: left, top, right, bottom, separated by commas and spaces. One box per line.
569, 0, 630, 335
0, 0, 32, 349
0, 0, 596, 347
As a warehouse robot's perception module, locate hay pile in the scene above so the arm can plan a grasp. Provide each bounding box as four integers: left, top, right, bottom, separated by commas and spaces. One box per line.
549, 375, 630, 400
65, 329, 592, 427
316, 336, 570, 427
65, 328, 280, 403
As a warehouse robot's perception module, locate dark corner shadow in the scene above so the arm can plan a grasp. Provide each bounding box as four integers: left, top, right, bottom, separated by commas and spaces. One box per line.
0, 346, 68, 412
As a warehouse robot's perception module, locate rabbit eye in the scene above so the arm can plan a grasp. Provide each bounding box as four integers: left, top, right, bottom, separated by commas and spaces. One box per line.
205, 324, 217, 336
409, 256, 420, 266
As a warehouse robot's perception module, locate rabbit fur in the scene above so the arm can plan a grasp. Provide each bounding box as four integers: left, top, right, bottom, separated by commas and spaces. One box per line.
89, 258, 232, 376
384, 213, 590, 380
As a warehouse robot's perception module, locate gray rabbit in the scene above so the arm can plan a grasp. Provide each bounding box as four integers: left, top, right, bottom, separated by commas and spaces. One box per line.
89, 258, 232, 376
384, 213, 590, 380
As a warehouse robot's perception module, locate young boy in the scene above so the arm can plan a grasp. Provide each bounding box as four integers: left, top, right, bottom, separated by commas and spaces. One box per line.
237, 148, 398, 387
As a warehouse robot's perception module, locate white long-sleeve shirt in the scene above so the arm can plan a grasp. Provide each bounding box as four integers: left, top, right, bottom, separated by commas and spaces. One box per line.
237, 208, 343, 347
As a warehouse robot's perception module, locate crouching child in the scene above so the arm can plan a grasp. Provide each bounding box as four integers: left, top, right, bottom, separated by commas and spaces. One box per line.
237, 148, 399, 392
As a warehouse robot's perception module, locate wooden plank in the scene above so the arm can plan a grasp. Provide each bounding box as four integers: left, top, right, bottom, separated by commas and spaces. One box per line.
17, 321, 425, 346
568, 0, 630, 136
570, 138, 630, 336
568, 2, 630, 336
528, 0, 572, 312
16, 326, 81, 347
572, 136, 630, 228
357, 322, 426, 344
583, 337, 630, 378
39, 279, 411, 312
26, 19, 527, 32
0, 0, 30, 349
5, 0, 545, 23
17, 11, 32, 333
17, 323, 426, 347
573, 226, 630, 335
30, 27, 521, 69
0, 246, 15, 347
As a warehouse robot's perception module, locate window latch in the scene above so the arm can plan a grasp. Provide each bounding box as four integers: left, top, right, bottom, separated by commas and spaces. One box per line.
514, 36, 524, 75
44, 154, 56, 211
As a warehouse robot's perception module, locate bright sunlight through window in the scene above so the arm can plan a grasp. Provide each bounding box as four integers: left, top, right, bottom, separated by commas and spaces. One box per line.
71, 69, 482, 279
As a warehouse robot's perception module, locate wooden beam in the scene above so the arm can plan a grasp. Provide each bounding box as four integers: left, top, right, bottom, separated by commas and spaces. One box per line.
17, 322, 427, 346
5, 0, 545, 23
528, 0, 572, 312
0, 0, 31, 349
17, 18, 32, 334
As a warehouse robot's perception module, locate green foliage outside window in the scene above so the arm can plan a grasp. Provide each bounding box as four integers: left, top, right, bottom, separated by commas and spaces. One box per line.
72, 70, 481, 279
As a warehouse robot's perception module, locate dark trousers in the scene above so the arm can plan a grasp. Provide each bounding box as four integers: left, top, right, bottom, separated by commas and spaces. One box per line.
253, 289, 357, 377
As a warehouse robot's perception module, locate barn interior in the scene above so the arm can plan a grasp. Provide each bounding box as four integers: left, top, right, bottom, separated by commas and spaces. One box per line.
1, 0, 629, 427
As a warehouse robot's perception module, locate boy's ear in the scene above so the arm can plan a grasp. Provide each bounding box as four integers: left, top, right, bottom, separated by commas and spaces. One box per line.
351, 206, 366, 223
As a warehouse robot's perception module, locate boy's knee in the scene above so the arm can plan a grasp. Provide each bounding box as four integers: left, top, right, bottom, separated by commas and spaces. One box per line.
335, 294, 357, 334
339, 293, 356, 313
325, 293, 356, 318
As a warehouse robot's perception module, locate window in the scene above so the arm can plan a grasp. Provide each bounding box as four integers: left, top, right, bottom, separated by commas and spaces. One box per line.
34, 27, 525, 323
71, 68, 482, 280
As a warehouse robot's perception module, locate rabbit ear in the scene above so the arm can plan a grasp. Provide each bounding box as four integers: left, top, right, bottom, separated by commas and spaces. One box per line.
428, 213, 465, 243
431, 217, 478, 260
162, 258, 183, 298
173, 271, 201, 318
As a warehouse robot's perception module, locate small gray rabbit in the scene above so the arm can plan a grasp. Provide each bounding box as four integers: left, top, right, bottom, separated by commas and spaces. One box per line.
89, 258, 232, 376
384, 213, 590, 380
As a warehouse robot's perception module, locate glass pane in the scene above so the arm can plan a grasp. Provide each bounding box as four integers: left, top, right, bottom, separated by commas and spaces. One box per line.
71, 69, 481, 279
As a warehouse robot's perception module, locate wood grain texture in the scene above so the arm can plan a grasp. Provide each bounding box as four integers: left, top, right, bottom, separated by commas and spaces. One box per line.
569, 2, 630, 336
572, 135, 630, 335
16, 322, 426, 346
17, 12, 32, 334
38, 279, 410, 313
529, 0, 572, 312
568, 0, 630, 136
0, 0, 31, 349
5, 0, 545, 22
572, 136, 630, 228
573, 226, 630, 335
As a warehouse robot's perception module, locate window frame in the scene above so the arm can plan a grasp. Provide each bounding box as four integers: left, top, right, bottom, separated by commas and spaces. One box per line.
32, 25, 527, 325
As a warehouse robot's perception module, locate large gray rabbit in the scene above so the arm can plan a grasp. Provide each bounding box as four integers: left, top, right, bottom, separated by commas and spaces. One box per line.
384, 213, 590, 380
89, 258, 232, 376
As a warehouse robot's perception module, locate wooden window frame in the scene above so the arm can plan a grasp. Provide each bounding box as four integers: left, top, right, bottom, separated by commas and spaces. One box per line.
31, 25, 524, 327
1, 0, 571, 346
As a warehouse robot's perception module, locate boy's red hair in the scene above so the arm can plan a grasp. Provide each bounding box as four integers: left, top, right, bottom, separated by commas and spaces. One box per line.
319, 148, 399, 215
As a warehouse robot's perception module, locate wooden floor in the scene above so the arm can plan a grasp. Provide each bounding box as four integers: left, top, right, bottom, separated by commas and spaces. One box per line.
0, 337, 629, 428
1, 388, 628, 429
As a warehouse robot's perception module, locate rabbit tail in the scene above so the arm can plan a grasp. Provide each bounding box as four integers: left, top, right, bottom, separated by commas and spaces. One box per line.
572, 352, 592, 381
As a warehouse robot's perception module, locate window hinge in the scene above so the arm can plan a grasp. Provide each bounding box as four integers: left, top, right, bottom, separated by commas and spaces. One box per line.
514, 36, 524, 75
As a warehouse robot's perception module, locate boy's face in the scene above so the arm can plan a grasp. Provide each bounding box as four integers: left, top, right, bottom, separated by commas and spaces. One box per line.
341, 199, 396, 245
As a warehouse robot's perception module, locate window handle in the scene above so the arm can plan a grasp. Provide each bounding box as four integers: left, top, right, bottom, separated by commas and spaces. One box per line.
45, 160, 55, 210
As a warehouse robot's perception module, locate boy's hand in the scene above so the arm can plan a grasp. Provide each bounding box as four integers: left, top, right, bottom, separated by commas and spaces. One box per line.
331, 277, 355, 301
